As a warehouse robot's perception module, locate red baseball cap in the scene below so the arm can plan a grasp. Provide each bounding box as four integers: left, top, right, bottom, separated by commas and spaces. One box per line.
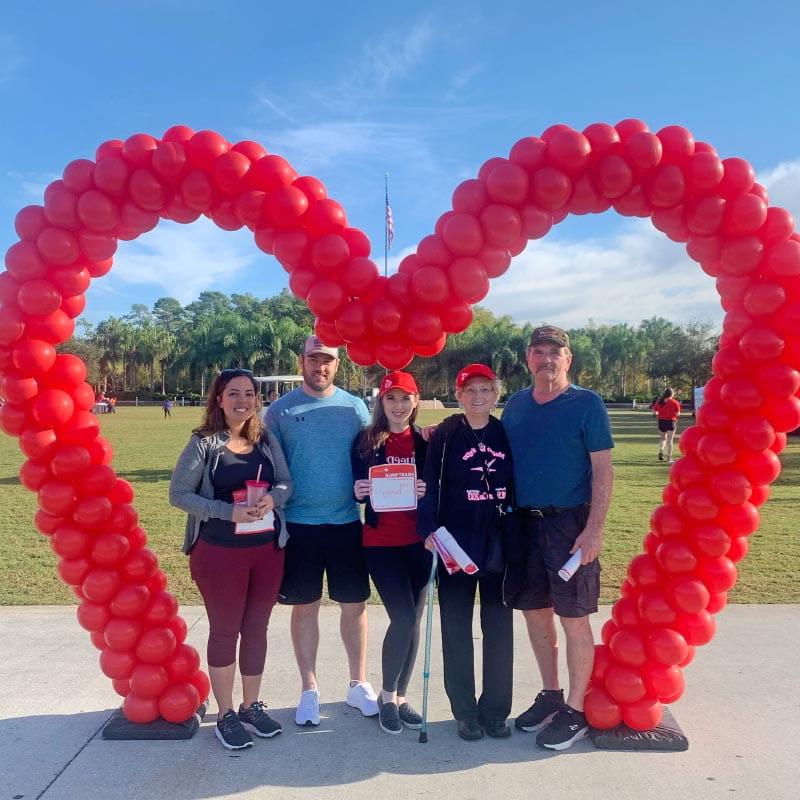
456, 363, 497, 389
379, 370, 420, 397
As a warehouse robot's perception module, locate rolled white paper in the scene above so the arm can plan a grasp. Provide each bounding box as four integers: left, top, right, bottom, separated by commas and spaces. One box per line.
558, 549, 582, 582
433, 526, 479, 575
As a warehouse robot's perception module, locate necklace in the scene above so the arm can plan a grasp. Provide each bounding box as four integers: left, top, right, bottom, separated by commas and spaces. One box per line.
465, 417, 490, 450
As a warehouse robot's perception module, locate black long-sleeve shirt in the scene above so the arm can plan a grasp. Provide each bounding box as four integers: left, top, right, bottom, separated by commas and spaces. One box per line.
417, 414, 513, 572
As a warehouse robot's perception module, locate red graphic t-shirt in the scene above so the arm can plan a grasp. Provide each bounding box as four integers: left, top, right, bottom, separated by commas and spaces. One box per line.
363, 428, 420, 548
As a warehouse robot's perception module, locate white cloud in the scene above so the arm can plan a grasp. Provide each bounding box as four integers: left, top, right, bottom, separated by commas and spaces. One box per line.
758, 159, 800, 221
475, 221, 723, 329
252, 120, 431, 171
109, 217, 258, 304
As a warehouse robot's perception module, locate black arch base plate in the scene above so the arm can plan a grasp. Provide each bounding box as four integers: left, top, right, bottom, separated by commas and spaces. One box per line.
101, 703, 207, 741
590, 707, 688, 751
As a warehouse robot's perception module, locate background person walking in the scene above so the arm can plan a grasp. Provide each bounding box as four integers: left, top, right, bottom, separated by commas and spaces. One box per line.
653, 388, 681, 464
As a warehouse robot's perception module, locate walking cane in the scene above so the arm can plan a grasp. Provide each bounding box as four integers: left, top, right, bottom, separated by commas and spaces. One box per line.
419, 548, 438, 743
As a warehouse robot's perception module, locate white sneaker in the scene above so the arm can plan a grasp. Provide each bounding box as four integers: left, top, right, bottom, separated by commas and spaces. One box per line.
295, 688, 320, 727
346, 681, 379, 717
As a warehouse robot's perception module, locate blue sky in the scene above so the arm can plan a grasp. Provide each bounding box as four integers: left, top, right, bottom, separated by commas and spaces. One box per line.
2, 1, 800, 329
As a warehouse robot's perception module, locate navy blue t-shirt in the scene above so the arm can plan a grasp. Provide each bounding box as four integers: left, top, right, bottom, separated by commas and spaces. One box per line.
501, 385, 613, 508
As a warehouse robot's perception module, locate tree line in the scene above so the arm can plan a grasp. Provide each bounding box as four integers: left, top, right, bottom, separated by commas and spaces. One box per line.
61, 290, 718, 403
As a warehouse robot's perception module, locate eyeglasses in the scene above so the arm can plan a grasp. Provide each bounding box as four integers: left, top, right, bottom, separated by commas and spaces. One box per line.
219, 368, 254, 377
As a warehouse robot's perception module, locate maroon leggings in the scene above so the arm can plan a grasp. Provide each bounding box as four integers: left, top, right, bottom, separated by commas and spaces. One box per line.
190, 539, 284, 675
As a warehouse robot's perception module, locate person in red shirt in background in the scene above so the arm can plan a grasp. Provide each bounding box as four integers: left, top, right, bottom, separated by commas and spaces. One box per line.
352, 371, 429, 737
654, 388, 681, 464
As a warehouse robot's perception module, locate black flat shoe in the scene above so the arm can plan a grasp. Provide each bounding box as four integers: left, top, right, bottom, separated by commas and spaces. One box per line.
483, 719, 511, 738
457, 717, 484, 741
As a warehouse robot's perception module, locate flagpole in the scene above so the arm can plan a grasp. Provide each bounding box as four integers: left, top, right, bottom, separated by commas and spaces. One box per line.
384, 172, 389, 277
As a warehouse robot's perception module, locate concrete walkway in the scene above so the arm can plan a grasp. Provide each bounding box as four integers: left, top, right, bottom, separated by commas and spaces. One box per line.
1, 604, 796, 800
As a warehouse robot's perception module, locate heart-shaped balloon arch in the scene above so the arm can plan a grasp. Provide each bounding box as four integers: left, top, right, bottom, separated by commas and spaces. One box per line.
1, 120, 798, 730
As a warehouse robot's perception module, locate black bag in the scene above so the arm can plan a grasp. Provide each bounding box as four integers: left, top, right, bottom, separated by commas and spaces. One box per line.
484, 505, 510, 575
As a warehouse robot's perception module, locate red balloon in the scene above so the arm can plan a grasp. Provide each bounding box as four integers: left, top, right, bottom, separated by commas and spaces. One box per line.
82, 568, 121, 603
605, 664, 647, 703
341, 258, 379, 296
12, 339, 57, 376
110, 584, 150, 618
112, 678, 131, 697
480, 204, 521, 247
130, 663, 170, 698
91, 533, 131, 567
486, 161, 529, 204
696, 556, 737, 594
17, 279, 62, 316
623, 131, 662, 173
642, 662, 685, 703
448, 258, 490, 303
410, 267, 450, 306
119, 548, 159, 583
32, 389, 75, 427
584, 686, 622, 729
407, 309, 443, 346
622, 695, 663, 731
646, 627, 689, 666
104, 617, 143, 652
166, 644, 202, 683
38, 479, 77, 516
442, 213, 484, 256
674, 610, 716, 646
547, 130, 591, 174
628, 553, 663, 588
99, 647, 136, 680
307, 280, 346, 321
530, 167, 572, 210
305, 199, 347, 237
123, 693, 160, 724
144, 591, 179, 626
159, 682, 200, 723
136, 627, 177, 664
51, 523, 91, 559
189, 670, 211, 704
638, 590, 678, 626
609, 629, 648, 666
19, 459, 50, 491
77, 600, 111, 632
667, 577, 711, 614
591, 644, 613, 683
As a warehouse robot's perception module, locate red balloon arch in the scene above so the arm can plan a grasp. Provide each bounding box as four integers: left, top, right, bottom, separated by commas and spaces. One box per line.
1, 121, 798, 729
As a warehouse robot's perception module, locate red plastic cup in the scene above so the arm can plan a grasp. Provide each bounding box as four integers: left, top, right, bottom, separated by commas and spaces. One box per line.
245, 480, 268, 505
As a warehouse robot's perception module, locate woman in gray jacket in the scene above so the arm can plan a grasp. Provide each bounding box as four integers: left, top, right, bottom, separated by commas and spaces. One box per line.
169, 368, 292, 751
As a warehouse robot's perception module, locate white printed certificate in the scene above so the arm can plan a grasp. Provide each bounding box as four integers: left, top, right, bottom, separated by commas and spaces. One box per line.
368, 464, 417, 512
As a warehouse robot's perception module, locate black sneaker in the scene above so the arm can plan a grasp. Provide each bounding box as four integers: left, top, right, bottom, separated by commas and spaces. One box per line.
238, 701, 282, 738
535, 705, 589, 751
515, 689, 565, 732
216, 709, 254, 750
398, 702, 422, 730
377, 696, 403, 735
457, 717, 484, 741
658, 452, 664, 461
482, 719, 512, 738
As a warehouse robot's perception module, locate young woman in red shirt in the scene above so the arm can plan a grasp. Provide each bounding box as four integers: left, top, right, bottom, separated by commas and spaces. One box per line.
351, 371, 429, 736
654, 387, 681, 463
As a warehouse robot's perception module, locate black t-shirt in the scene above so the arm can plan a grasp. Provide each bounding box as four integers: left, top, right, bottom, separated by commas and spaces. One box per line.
199, 446, 276, 548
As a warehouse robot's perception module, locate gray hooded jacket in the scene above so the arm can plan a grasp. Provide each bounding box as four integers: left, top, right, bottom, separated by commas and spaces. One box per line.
169, 430, 292, 553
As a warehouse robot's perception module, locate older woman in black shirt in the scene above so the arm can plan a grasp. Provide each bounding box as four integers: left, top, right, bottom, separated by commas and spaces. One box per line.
417, 363, 514, 741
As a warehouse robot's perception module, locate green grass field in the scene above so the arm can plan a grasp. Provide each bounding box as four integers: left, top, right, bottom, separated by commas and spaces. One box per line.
0, 406, 798, 604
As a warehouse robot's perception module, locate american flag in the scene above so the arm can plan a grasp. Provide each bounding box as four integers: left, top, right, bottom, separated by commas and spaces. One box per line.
385, 184, 394, 250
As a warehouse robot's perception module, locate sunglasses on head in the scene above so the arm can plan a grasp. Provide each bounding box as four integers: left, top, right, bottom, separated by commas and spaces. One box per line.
219, 368, 254, 378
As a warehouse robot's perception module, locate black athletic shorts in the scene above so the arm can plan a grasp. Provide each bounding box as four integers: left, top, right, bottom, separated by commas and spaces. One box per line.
278, 520, 370, 605
505, 505, 600, 618
658, 419, 676, 432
